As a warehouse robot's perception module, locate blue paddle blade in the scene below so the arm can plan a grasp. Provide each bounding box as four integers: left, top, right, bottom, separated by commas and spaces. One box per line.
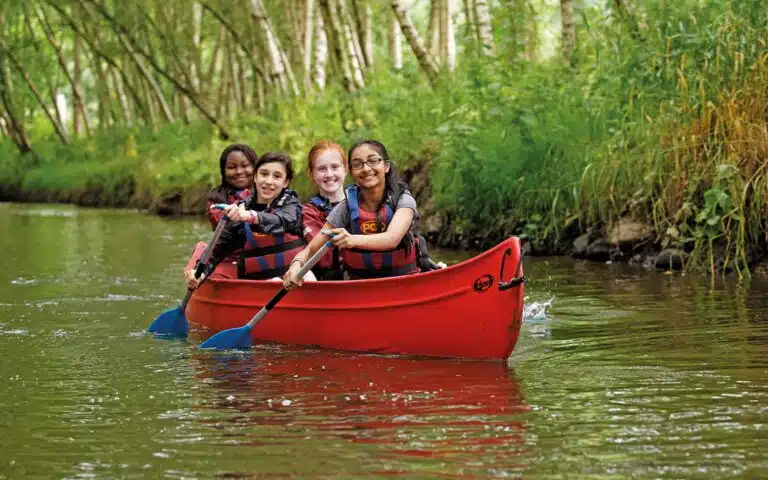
147, 306, 189, 336
199, 325, 253, 350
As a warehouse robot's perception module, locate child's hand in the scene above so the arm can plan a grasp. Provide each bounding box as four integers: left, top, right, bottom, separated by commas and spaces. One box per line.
223, 204, 254, 223
184, 268, 206, 289
329, 228, 360, 250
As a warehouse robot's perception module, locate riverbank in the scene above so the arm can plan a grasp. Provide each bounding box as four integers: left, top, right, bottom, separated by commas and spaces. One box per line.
2, 150, 767, 277
2, 3, 767, 275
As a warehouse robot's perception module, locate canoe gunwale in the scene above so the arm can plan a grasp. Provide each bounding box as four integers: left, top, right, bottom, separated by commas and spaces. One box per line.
203, 236, 514, 288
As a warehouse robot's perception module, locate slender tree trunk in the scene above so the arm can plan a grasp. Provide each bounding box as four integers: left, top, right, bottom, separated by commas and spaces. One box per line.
214, 36, 228, 119
0, 40, 69, 144
313, 11, 328, 89
360, 1, 373, 67
21, 4, 65, 129
350, 0, 373, 68
256, 75, 265, 112
560, 0, 575, 64
462, 0, 475, 37
442, 0, 456, 71
473, 0, 495, 56
286, 0, 303, 65
391, 0, 440, 85
205, 25, 225, 92
190, 2, 203, 92
34, 5, 92, 135
139, 73, 158, 127
200, 3, 270, 87
303, 0, 315, 90
104, 65, 121, 126
112, 67, 133, 126
338, 0, 365, 87
428, 0, 441, 58
115, 32, 175, 123
73, 33, 83, 135
235, 47, 248, 108
0, 60, 32, 153
91, 55, 109, 128
319, 0, 356, 91
227, 43, 242, 112
249, 0, 298, 96
388, 10, 402, 70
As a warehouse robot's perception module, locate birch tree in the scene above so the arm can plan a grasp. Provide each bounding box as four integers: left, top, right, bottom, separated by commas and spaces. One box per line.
313, 11, 328, 89
388, 9, 402, 70
319, 0, 357, 91
248, 0, 299, 96
474, 0, 495, 56
303, 0, 315, 90
391, 0, 440, 85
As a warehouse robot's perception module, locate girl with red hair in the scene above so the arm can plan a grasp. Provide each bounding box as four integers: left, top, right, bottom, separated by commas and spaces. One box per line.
301, 141, 348, 280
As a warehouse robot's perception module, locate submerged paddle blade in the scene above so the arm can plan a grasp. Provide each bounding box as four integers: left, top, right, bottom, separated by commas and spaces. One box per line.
199, 325, 253, 350
147, 306, 189, 336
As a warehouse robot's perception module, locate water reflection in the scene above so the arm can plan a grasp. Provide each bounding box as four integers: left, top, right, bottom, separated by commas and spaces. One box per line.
189, 349, 530, 477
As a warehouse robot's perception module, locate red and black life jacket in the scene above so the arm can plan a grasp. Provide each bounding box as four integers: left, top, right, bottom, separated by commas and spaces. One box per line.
342, 185, 418, 279
305, 195, 343, 279
237, 193, 305, 280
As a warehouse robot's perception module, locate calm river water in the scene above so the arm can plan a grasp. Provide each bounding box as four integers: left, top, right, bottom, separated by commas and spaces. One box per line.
0, 203, 766, 479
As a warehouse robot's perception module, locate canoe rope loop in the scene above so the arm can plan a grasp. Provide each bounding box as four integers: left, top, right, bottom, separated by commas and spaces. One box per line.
498, 247, 525, 291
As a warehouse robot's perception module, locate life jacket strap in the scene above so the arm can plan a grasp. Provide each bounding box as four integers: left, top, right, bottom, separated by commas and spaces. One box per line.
238, 238, 305, 258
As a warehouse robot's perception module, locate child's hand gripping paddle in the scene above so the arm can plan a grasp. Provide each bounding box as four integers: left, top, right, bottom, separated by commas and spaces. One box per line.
147, 204, 230, 336
198, 231, 335, 350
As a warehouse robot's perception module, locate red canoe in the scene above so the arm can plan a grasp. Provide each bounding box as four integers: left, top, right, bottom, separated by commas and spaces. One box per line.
187, 237, 525, 360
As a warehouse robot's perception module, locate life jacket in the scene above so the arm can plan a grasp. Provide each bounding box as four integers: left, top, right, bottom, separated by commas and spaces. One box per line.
237, 192, 305, 280
304, 195, 342, 279
342, 185, 418, 279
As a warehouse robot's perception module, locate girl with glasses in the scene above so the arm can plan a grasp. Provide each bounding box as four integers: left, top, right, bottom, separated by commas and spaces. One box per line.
301, 141, 348, 280
283, 139, 421, 288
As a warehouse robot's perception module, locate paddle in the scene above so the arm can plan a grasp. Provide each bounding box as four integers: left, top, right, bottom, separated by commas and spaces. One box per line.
147, 204, 230, 336
199, 232, 335, 350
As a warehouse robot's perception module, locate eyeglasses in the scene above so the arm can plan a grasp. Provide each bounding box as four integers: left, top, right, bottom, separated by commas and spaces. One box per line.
349, 157, 384, 170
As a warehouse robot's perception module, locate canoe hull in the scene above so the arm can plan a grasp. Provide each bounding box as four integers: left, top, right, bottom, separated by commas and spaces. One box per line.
187, 237, 524, 360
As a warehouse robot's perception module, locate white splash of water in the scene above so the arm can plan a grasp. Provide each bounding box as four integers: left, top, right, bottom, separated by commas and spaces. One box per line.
523, 296, 554, 322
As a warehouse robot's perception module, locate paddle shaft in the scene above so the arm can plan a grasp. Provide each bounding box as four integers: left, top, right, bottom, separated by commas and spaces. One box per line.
242, 239, 333, 329
177, 216, 228, 308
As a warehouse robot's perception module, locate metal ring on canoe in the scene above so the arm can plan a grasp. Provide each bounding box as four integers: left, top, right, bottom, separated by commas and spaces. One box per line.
498, 246, 525, 291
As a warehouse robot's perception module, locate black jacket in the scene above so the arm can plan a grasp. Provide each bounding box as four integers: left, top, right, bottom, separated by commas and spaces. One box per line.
207, 189, 304, 269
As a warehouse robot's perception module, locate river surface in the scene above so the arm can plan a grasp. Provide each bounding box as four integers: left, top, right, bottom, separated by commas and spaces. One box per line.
0, 203, 766, 479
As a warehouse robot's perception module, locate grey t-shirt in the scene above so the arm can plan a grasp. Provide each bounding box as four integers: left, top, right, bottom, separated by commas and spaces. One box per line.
326, 192, 419, 230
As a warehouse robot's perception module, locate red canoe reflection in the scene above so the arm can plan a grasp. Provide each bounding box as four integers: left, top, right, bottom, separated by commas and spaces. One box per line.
190, 348, 530, 473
